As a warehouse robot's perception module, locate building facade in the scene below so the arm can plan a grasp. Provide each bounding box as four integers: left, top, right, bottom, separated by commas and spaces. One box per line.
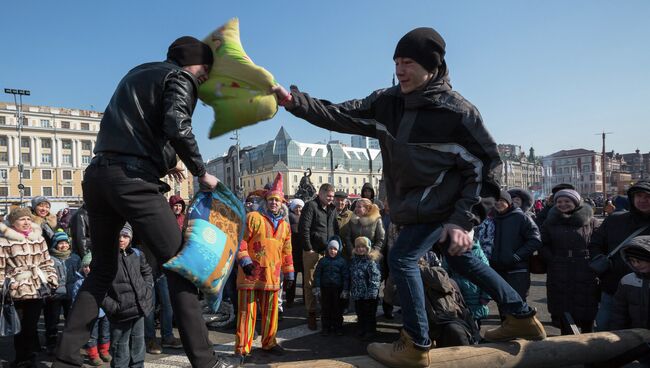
0, 101, 193, 212
201, 127, 383, 199
497, 144, 544, 194
350, 135, 380, 150
622, 149, 650, 181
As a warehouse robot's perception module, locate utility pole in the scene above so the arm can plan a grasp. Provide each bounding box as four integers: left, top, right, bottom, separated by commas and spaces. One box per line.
596, 131, 613, 201
4, 88, 31, 207
230, 130, 242, 199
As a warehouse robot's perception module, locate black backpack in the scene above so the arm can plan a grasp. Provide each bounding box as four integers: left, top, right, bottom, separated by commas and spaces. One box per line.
420, 263, 481, 347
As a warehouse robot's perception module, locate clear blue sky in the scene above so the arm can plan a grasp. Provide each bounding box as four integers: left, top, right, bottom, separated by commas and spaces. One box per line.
2, 0, 649, 160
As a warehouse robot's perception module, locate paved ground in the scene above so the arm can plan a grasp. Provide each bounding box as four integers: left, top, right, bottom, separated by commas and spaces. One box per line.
1, 274, 560, 367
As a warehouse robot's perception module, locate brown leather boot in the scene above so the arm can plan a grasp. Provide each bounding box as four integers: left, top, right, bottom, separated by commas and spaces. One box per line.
307, 312, 317, 330
484, 313, 547, 342
367, 329, 430, 368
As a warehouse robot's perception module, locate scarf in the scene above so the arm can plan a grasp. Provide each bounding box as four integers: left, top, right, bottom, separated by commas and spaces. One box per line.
50, 247, 72, 260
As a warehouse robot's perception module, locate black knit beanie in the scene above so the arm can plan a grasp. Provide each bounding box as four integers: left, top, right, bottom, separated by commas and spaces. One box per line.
167, 36, 214, 67
393, 27, 446, 72
499, 190, 513, 206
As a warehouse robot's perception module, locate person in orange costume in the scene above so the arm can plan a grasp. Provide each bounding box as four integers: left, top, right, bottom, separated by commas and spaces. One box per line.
234, 172, 294, 359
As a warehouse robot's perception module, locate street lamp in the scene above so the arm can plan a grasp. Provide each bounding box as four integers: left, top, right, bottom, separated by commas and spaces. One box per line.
230, 130, 242, 199
4, 88, 31, 207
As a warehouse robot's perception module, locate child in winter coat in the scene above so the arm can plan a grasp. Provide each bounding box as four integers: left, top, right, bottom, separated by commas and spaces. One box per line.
103, 223, 154, 368
350, 236, 381, 340
611, 236, 650, 365
44, 231, 81, 352
313, 236, 350, 336
71, 252, 111, 366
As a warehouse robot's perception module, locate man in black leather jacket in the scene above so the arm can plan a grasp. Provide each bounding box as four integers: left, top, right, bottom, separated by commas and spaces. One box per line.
54, 36, 234, 368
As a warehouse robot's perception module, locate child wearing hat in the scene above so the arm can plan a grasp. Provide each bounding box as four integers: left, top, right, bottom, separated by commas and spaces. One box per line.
44, 230, 81, 353
70, 252, 112, 365
350, 236, 381, 340
313, 236, 350, 336
611, 236, 650, 333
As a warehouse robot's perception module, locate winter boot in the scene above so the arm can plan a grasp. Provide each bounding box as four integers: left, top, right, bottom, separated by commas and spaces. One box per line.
85, 346, 103, 366
484, 310, 547, 342
307, 312, 317, 330
98, 342, 112, 362
367, 329, 430, 368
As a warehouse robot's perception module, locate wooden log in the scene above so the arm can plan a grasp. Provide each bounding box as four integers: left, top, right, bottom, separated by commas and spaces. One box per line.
257, 329, 650, 368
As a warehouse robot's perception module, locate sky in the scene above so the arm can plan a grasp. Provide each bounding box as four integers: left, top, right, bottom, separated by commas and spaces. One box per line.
2, 1, 649, 160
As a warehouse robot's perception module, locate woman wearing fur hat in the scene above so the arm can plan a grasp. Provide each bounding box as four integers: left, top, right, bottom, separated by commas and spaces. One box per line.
235, 173, 295, 359
0, 207, 59, 367
540, 189, 599, 334
30, 196, 58, 248
344, 198, 385, 260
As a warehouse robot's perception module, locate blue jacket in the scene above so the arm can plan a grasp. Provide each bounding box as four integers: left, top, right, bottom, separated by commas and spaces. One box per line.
314, 254, 349, 290
71, 271, 105, 318
50, 253, 81, 300
349, 255, 381, 301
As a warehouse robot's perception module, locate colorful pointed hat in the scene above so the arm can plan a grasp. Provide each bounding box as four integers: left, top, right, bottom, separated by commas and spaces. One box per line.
265, 172, 284, 202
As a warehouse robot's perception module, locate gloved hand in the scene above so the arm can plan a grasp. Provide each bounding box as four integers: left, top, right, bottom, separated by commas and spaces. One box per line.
242, 263, 255, 276
283, 279, 294, 291
340, 290, 350, 300
312, 287, 321, 299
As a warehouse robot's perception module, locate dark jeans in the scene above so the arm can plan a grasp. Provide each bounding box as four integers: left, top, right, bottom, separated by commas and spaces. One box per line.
389, 223, 530, 347
321, 286, 344, 331
110, 317, 145, 368
355, 299, 378, 335
145, 275, 174, 340
14, 299, 43, 364
496, 270, 530, 317
54, 163, 217, 368
86, 315, 110, 348
44, 298, 71, 347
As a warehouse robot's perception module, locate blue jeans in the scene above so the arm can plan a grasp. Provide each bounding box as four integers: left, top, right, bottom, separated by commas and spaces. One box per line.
86, 316, 110, 348
389, 223, 530, 347
110, 317, 145, 368
145, 275, 174, 340
595, 291, 614, 332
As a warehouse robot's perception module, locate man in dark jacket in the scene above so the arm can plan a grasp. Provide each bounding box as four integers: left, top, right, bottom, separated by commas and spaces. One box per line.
298, 183, 339, 330
491, 190, 542, 304
274, 27, 545, 367
70, 204, 91, 258
589, 181, 650, 331
55, 37, 230, 368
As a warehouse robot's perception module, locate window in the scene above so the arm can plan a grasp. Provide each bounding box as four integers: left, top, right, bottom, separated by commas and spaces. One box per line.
81, 140, 92, 150
0, 169, 7, 180
63, 187, 73, 196
0, 136, 6, 146
21, 153, 30, 164
42, 187, 53, 197
62, 170, 72, 180
354, 177, 357, 184
0, 187, 7, 197
82, 155, 91, 165
293, 175, 298, 183
318, 176, 323, 184
41, 153, 52, 164
40, 119, 51, 128
61, 121, 70, 129
346, 177, 349, 184
41, 139, 52, 149
23, 187, 31, 197
62, 154, 72, 165
21, 137, 30, 148
22, 169, 31, 179
0, 152, 7, 162
42, 170, 52, 180
62, 139, 72, 149
0, 116, 5, 125
338, 177, 342, 184
80, 123, 90, 131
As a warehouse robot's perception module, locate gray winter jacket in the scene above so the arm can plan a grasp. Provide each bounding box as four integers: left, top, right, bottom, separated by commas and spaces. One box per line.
288, 73, 501, 231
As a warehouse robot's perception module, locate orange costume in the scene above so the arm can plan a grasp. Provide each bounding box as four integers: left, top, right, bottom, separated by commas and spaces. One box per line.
235, 173, 294, 356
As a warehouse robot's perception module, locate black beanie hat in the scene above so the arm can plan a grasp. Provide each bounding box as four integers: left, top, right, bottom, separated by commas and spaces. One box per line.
499, 190, 512, 206
167, 36, 214, 67
551, 183, 575, 195
393, 27, 446, 72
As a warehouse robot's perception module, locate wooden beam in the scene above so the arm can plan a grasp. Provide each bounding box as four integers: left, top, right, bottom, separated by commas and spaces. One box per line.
255, 329, 650, 368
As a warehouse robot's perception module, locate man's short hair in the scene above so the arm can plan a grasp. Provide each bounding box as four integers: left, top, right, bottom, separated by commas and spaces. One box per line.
319, 183, 335, 193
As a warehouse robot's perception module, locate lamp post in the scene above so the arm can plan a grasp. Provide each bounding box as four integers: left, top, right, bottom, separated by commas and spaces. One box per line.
4, 88, 31, 207
230, 130, 242, 199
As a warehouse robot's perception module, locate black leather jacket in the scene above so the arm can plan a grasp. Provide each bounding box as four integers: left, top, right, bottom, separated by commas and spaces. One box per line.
94, 61, 206, 178
70, 205, 91, 257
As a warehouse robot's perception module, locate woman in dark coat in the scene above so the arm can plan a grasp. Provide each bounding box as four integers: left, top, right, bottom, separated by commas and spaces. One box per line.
540, 189, 599, 334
